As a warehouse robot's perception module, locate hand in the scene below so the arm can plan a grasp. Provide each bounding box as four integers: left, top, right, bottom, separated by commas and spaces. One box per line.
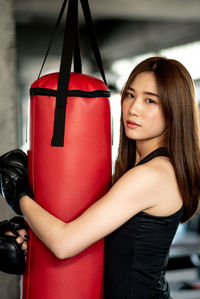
0, 149, 33, 215
0, 216, 28, 275
5, 228, 28, 257
1, 216, 29, 256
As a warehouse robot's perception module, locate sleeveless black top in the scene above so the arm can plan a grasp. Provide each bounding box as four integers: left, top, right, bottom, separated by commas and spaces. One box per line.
104, 148, 183, 299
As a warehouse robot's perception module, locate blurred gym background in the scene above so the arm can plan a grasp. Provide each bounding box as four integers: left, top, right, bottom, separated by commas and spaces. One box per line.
0, 0, 200, 298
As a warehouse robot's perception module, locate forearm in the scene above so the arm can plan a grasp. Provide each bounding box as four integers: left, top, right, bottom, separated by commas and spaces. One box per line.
20, 196, 67, 258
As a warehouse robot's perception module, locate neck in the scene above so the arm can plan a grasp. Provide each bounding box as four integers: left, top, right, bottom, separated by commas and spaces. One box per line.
135, 138, 166, 165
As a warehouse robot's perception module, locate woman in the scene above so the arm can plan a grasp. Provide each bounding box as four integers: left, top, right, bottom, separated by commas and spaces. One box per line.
3, 56, 200, 298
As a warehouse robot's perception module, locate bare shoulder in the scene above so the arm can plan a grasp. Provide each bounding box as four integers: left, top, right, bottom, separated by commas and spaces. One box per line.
109, 156, 172, 211
142, 155, 179, 192
125, 155, 173, 189
138, 155, 175, 181
134, 156, 183, 216
103, 155, 183, 220
111, 155, 183, 215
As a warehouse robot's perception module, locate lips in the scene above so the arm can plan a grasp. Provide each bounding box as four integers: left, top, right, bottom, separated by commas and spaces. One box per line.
126, 120, 140, 127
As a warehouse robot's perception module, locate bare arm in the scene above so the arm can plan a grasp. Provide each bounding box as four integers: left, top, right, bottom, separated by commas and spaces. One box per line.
20, 164, 163, 259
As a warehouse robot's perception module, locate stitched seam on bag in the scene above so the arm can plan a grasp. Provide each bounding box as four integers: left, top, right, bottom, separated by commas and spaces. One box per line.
30, 88, 111, 98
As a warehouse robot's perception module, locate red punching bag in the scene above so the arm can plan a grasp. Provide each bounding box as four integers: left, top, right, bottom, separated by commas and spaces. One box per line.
22, 1, 112, 298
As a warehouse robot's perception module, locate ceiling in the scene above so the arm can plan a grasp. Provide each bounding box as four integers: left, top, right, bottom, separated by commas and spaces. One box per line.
15, 0, 200, 69
15, 0, 200, 22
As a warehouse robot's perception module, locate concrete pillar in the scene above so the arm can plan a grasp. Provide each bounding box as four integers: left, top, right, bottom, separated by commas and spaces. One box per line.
0, 0, 20, 298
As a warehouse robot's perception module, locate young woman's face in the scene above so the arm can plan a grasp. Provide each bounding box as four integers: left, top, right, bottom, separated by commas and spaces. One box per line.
122, 71, 166, 144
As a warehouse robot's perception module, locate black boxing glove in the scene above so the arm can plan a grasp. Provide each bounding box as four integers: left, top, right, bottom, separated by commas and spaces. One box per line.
0, 216, 28, 236
0, 216, 28, 275
0, 149, 33, 215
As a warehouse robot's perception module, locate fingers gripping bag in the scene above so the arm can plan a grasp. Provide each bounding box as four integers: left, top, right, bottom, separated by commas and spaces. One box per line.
22, 0, 112, 298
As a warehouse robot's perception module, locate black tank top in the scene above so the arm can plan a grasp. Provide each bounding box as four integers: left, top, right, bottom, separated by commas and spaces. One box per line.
104, 148, 183, 299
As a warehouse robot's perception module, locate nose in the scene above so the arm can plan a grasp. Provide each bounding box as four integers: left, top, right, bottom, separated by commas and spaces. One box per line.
128, 98, 142, 115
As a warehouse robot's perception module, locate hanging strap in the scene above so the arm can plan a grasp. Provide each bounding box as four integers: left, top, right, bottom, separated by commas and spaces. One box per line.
38, 0, 68, 79
80, 0, 107, 85
51, 0, 79, 146
38, 0, 82, 78
38, 0, 106, 85
36, 0, 108, 146
51, 0, 108, 147
73, 19, 82, 73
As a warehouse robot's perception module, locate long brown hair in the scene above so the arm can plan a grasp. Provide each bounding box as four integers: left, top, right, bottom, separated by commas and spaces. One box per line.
113, 56, 200, 222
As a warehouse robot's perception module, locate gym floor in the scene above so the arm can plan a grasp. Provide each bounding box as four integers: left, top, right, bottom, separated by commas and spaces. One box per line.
167, 268, 200, 299
167, 224, 200, 299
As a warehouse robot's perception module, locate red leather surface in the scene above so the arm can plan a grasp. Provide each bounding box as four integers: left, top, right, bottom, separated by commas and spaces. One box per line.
22, 73, 112, 299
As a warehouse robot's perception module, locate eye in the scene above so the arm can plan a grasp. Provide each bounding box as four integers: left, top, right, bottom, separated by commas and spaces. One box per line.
146, 98, 155, 104
125, 92, 134, 99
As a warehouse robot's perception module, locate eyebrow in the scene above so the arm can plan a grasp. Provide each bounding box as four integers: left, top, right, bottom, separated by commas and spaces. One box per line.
127, 87, 159, 98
